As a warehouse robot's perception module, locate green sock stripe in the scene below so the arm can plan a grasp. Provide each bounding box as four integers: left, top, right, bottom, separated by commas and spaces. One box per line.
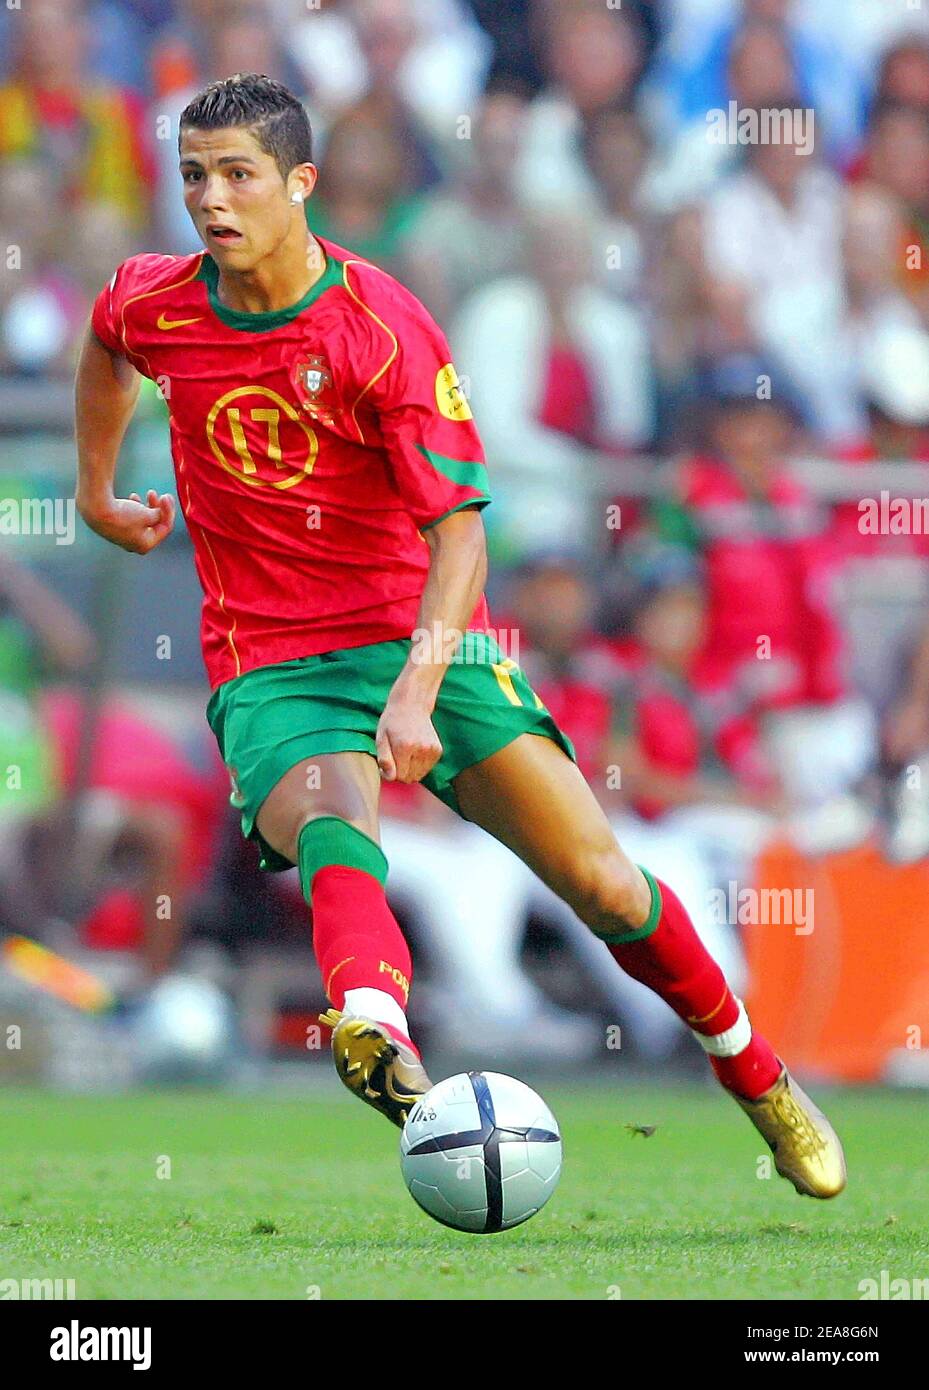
595, 864, 663, 945
297, 816, 388, 894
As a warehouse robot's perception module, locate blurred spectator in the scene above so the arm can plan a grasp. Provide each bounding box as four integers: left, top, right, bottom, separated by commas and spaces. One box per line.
831, 102, 929, 557
209, 3, 305, 98
0, 556, 225, 979
858, 322, 929, 469
331, 0, 447, 192
645, 0, 867, 167
453, 208, 654, 552
843, 185, 924, 362
831, 190, 929, 562
148, 0, 259, 103
0, 161, 88, 378
0, 554, 95, 934
657, 356, 878, 842
700, 103, 861, 442
580, 102, 650, 303
611, 543, 777, 817
402, 87, 527, 322
0, 176, 136, 379
350, 0, 489, 148
854, 102, 929, 330
796, 0, 929, 83
514, 0, 648, 210
607, 541, 777, 887
468, 0, 660, 100
872, 34, 929, 118
43, 689, 228, 979
0, 0, 154, 231
466, 0, 544, 96
660, 355, 843, 711
649, 205, 714, 445
643, 17, 803, 212
283, 0, 491, 144
507, 549, 622, 788
0, 1, 167, 97
0, 2, 159, 95
309, 101, 425, 272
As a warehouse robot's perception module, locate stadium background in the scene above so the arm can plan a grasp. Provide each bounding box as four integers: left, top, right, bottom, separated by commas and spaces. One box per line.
2, 0, 929, 1095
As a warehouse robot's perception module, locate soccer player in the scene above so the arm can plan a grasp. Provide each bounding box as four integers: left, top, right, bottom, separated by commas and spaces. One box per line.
75, 74, 845, 1199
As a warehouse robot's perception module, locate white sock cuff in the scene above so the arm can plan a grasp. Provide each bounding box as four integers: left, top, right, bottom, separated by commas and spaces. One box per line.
693, 998, 752, 1057
343, 988, 409, 1037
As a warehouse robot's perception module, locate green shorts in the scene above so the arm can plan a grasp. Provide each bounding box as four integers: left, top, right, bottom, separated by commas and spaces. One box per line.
206, 632, 576, 871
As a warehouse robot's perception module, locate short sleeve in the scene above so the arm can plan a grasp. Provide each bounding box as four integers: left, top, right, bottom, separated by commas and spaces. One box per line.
91, 265, 126, 354
373, 308, 491, 530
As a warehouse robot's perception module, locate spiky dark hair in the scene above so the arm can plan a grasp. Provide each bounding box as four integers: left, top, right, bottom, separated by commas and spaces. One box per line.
179, 73, 313, 180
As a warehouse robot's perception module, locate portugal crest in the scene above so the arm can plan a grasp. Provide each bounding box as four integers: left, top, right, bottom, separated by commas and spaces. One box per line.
296, 354, 332, 399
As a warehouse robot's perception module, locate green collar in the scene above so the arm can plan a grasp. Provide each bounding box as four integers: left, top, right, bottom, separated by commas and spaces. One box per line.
196, 246, 342, 332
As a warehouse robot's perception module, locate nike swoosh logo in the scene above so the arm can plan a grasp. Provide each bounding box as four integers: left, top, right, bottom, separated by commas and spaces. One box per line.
156, 313, 202, 330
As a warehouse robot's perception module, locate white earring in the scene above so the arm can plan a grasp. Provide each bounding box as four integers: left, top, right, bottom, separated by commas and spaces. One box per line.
291, 190, 304, 205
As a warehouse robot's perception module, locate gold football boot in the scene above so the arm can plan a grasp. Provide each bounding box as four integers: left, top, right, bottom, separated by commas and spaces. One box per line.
732, 1064, 847, 1198
320, 1009, 433, 1129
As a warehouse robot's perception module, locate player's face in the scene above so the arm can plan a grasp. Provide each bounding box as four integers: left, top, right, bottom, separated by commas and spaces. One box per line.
179, 126, 314, 270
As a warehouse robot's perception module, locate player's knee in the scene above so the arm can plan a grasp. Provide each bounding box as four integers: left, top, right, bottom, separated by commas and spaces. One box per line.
571, 850, 649, 936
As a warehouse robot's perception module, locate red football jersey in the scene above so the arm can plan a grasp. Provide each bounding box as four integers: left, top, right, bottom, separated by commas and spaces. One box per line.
91, 236, 492, 689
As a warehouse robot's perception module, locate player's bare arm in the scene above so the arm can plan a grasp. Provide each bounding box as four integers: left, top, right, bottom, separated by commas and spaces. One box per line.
74, 325, 175, 553
376, 507, 487, 785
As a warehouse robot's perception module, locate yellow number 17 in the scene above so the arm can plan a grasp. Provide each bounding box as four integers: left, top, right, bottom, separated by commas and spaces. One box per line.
227, 407, 283, 474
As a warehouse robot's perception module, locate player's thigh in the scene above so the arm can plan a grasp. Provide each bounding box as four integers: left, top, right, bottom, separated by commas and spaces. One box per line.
256, 750, 381, 865
452, 732, 650, 930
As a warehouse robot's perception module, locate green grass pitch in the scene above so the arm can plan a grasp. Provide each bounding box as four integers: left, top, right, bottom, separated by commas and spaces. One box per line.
1, 1082, 926, 1300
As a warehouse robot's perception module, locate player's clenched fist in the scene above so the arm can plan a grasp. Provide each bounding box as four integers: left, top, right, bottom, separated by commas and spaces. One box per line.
376, 696, 443, 783
78, 489, 175, 554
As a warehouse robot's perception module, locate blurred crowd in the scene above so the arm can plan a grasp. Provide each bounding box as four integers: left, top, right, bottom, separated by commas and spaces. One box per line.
3, 0, 929, 1061
2, 0, 929, 436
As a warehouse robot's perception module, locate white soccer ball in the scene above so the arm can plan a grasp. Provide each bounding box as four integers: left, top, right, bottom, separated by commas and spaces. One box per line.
400, 1071, 562, 1233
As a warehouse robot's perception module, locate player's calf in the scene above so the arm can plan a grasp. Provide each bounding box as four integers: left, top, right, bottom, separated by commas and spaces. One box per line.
592, 867, 847, 1198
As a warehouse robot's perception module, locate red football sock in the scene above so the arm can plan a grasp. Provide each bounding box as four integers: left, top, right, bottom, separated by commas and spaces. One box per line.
607, 873, 781, 1100
311, 865, 412, 1007
311, 865, 420, 1058
297, 817, 420, 1058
